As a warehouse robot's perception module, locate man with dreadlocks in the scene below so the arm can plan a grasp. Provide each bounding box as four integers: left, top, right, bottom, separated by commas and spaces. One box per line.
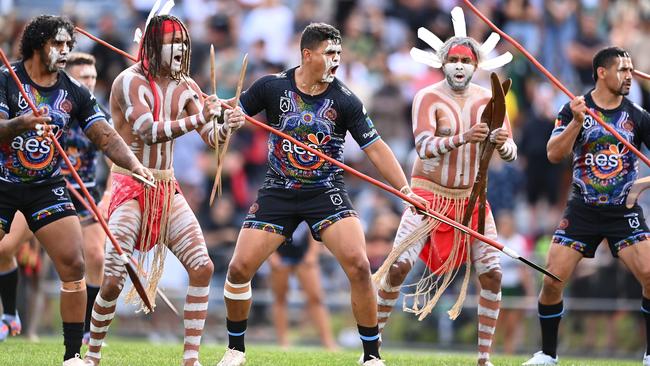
0, 15, 153, 365
83, 14, 245, 366
372, 10, 517, 365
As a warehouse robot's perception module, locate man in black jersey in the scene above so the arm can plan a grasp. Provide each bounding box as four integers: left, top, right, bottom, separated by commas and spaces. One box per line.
63, 52, 112, 345
523, 47, 650, 366
215, 23, 426, 366
0, 15, 152, 366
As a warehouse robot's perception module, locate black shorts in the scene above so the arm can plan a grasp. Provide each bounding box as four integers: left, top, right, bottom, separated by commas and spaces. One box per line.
551, 199, 650, 258
277, 237, 309, 265
69, 185, 100, 225
243, 184, 357, 241
0, 179, 77, 233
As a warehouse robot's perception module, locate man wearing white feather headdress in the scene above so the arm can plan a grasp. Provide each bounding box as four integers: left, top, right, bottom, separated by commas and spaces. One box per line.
372, 7, 517, 366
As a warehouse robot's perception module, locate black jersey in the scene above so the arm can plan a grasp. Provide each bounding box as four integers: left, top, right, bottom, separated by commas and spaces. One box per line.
61, 103, 112, 187
0, 62, 107, 183
239, 67, 380, 189
552, 91, 650, 205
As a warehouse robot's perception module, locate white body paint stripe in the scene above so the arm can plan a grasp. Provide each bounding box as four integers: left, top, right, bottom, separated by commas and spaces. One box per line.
184, 319, 206, 330
480, 290, 502, 302
184, 302, 209, 312
187, 286, 210, 297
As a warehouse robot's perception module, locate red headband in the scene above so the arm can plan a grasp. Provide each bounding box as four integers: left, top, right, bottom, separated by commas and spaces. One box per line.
448, 44, 477, 62
152, 19, 181, 35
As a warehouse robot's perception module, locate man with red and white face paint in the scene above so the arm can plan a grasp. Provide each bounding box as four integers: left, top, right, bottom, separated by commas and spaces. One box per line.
443, 43, 477, 90
83, 14, 245, 366
374, 37, 518, 366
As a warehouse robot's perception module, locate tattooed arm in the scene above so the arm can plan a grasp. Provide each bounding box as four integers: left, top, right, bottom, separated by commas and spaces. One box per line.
84, 120, 153, 181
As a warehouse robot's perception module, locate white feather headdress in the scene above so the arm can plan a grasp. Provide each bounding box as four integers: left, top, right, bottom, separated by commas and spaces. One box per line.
410, 6, 512, 71
133, 0, 176, 44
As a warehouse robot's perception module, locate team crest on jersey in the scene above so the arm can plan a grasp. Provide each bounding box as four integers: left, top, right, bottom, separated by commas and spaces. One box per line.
52, 187, 65, 197
249, 203, 259, 215
324, 107, 337, 121
61, 99, 72, 113
623, 120, 634, 132
558, 218, 569, 230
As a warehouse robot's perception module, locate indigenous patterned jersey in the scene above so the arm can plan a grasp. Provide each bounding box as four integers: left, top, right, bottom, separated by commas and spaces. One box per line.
239, 67, 380, 189
0, 62, 106, 183
61, 103, 111, 186
552, 91, 650, 205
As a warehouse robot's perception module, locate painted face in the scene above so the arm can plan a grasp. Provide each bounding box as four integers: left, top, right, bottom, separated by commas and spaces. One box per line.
319, 39, 342, 83
44, 28, 73, 72
68, 64, 97, 93
161, 29, 188, 76
161, 43, 186, 74
442, 44, 477, 91
603, 56, 634, 96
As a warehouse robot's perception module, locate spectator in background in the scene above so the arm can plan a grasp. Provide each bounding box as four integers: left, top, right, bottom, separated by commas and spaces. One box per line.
495, 211, 534, 354
502, 0, 541, 57
567, 10, 606, 92
487, 153, 524, 218
239, 0, 294, 65
541, 0, 578, 89
90, 14, 129, 102
268, 222, 337, 351
518, 79, 566, 236
201, 195, 240, 278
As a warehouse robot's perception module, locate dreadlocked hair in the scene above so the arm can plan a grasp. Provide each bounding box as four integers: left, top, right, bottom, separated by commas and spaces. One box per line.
20, 15, 75, 60
138, 14, 191, 81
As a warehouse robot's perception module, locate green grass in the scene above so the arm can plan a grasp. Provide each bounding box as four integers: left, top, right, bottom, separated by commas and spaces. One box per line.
0, 337, 641, 366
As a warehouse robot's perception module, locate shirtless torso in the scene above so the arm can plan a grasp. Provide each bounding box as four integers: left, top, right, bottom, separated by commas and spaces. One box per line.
412, 81, 497, 188
111, 64, 214, 169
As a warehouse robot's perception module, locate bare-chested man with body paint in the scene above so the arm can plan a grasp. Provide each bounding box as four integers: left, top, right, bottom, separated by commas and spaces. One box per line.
373, 36, 517, 366
83, 15, 245, 366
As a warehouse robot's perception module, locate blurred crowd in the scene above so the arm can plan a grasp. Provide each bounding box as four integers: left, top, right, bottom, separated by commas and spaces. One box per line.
2, 0, 650, 356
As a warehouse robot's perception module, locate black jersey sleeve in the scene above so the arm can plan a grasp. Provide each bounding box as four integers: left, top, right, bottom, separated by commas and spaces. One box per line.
0, 68, 10, 118
343, 92, 380, 149
633, 103, 650, 149
239, 75, 274, 117
75, 86, 107, 132
551, 102, 574, 137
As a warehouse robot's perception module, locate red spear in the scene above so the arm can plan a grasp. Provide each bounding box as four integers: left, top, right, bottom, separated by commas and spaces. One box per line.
462, 0, 650, 169
0, 48, 154, 311
73, 27, 562, 281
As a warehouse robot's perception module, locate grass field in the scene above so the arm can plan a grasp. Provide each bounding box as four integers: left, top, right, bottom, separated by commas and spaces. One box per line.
0, 337, 642, 366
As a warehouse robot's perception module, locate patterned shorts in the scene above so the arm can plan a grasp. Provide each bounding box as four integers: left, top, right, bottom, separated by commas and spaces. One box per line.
0, 178, 77, 233
552, 198, 650, 257
243, 183, 357, 241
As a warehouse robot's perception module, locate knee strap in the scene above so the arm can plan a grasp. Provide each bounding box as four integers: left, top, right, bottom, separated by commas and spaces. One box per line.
224, 280, 252, 300
61, 278, 86, 293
